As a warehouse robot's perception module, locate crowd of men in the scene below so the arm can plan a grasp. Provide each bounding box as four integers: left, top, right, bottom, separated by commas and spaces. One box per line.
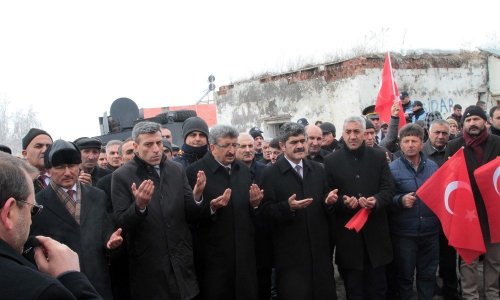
0, 94, 499, 300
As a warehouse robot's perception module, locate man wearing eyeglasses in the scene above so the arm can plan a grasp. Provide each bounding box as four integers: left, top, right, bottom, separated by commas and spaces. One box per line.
0, 152, 102, 299
186, 125, 264, 300
29, 140, 123, 300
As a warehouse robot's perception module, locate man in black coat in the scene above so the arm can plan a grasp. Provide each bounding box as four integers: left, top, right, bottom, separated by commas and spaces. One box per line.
444, 106, 500, 300
260, 122, 338, 300
30, 140, 123, 300
112, 121, 206, 300
0, 151, 101, 299
305, 124, 331, 164
74, 137, 112, 186
324, 115, 395, 299
186, 125, 263, 300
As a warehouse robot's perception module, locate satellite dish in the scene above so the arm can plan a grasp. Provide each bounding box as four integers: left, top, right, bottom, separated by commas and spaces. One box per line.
109, 98, 140, 131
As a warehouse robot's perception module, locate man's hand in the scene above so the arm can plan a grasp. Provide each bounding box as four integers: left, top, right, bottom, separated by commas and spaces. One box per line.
359, 196, 377, 209
249, 184, 264, 208
343, 195, 359, 210
391, 100, 400, 117
78, 171, 92, 185
106, 228, 123, 250
33, 236, 80, 278
210, 188, 231, 212
401, 193, 416, 208
325, 189, 338, 205
192, 171, 206, 201
288, 194, 313, 211
131, 180, 155, 210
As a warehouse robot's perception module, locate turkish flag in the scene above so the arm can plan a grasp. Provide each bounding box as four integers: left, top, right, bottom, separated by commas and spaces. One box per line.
474, 156, 500, 243
345, 208, 371, 232
375, 53, 406, 128
416, 148, 486, 264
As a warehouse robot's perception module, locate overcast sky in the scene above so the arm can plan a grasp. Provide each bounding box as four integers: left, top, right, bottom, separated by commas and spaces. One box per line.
0, 0, 498, 141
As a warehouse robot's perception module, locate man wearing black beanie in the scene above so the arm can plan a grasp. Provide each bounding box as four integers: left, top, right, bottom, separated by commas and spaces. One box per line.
21, 128, 53, 193
173, 116, 209, 168
444, 105, 500, 300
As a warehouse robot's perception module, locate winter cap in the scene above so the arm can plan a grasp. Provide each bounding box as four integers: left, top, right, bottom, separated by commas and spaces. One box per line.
73, 137, 102, 150
0, 144, 12, 154
182, 117, 209, 142
44, 140, 82, 168
162, 138, 172, 152
412, 100, 424, 107
462, 105, 488, 123
424, 111, 443, 130
365, 119, 375, 130
22, 128, 52, 150
249, 127, 264, 139
297, 118, 309, 127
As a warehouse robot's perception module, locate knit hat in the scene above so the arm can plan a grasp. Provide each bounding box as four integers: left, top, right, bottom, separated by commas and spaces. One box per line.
462, 105, 488, 123
249, 127, 264, 139
424, 111, 443, 130
22, 128, 52, 150
319, 122, 336, 136
446, 118, 458, 127
44, 140, 81, 168
182, 117, 209, 142
73, 137, 102, 150
0, 144, 12, 154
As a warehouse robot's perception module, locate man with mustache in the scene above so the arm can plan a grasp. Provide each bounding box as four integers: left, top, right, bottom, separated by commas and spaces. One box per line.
73, 137, 111, 186
236, 133, 267, 183
260, 122, 338, 299
324, 116, 395, 299
186, 125, 263, 300
21, 128, 53, 193
112, 121, 206, 300
444, 105, 500, 300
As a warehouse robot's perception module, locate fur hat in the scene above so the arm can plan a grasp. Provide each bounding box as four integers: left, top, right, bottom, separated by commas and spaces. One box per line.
44, 140, 81, 168
22, 128, 52, 150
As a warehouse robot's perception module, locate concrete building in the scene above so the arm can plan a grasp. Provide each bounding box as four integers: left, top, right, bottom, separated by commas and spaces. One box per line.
215, 50, 500, 138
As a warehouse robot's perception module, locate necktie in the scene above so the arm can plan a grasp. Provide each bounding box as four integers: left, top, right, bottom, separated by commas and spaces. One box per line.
67, 190, 76, 202
294, 165, 303, 178
38, 174, 48, 188
154, 165, 161, 176
375, 135, 380, 144
226, 167, 231, 175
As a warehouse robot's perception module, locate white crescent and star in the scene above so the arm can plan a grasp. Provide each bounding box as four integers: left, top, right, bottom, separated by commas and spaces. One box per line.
493, 167, 500, 195
444, 181, 473, 215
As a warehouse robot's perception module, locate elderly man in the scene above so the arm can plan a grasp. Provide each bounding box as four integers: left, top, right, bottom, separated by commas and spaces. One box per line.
0, 152, 101, 299
104, 140, 123, 172
260, 122, 338, 299
305, 124, 331, 163
74, 137, 112, 186
249, 126, 265, 161
21, 128, 53, 193
30, 140, 122, 299
325, 116, 395, 299
174, 116, 210, 168
445, 106, 500, 300
186, 125, 263, 300
236, 133, 267, 183
112, 121, 206, 300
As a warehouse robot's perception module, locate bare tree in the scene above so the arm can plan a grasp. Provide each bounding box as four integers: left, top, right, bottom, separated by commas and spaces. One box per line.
0, 99, 42, 156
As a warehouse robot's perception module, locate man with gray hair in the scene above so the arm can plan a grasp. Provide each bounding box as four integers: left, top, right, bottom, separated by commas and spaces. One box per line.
105, 140, 123, 172
260, 122, 338, 299
324, 115, 395, 299
112, 121, 207, 299
186, 124, 263, 299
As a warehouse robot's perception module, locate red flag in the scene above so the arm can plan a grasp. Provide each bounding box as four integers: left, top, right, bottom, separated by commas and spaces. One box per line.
416, 148, 485, 264
474, 157, 500, 243
345, 208, 371, 232
375, 53, 406, 128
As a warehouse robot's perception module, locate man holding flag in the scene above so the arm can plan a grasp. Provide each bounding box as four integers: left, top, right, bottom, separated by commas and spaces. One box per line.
444, 105, 500, 300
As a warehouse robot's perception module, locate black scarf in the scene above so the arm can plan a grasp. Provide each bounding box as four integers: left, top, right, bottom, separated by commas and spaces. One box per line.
179, 143, 208, 163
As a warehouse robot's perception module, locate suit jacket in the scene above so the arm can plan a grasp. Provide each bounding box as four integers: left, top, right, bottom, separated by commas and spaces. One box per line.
260, 156, 336, 300
444, 133, 500, 242
112, 155, 201, 300
90, 167, 112, 187
0, 239, 101, 300
31, 184, 114, 299
186, 152, 258, 300
324, 144, 395, 270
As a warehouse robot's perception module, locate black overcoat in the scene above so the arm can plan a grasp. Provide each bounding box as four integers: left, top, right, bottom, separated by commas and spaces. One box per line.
324, 145, 395, 270
31, 184, 114, 299
112, 156, 202, 300
186, 152, 258, 300
260, 156, 337, 300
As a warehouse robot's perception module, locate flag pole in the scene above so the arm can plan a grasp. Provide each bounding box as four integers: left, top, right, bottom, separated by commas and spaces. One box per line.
387, 52, 396, 98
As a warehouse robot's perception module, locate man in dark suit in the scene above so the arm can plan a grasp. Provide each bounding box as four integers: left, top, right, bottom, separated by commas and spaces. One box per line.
30, 140, 123, 299
324, 115, 395, 299
444, 106, 500, 300
186, 125, 263, 300
0, 151, 101, 299
260, 122, 338, 299
112, 121, 206, 300
74, 137, 112, 186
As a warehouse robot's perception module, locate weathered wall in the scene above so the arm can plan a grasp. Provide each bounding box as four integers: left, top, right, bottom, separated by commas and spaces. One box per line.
215, 52, 490, 137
